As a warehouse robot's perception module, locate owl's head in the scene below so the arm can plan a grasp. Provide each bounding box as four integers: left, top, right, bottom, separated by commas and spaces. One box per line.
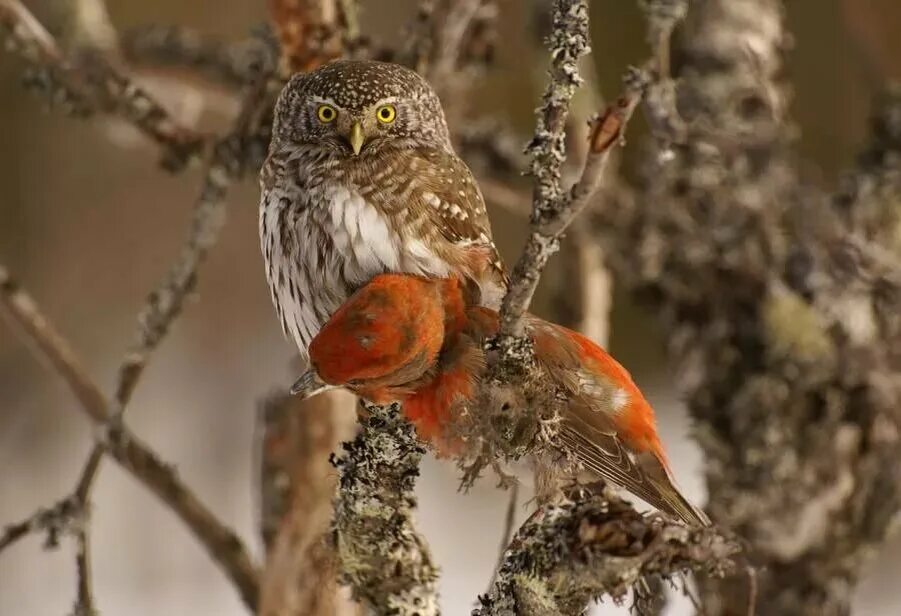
272, 60, 452, 158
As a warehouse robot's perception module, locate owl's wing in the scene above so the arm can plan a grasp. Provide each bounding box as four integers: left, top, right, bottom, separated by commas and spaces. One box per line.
351, 146, 508, 305
408, 148, 509, 304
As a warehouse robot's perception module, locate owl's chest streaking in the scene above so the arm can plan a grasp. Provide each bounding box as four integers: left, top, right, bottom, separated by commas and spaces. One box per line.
260, 175, 453, 359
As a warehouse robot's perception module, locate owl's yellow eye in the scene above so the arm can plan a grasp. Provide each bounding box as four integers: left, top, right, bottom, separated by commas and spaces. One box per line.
317, 104, 337, 123
376, 104, 396, 124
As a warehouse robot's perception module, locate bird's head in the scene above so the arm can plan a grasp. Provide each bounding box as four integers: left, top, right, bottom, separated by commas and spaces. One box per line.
272, 60, 452, 160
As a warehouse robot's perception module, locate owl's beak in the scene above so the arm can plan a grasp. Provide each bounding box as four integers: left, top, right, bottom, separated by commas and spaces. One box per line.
348, 121, 365, 156
290, 369, 338, 399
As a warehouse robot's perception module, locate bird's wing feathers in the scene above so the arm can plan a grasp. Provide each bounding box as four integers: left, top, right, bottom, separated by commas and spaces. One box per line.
559, 405, 709, 526
531, 319, 710, 526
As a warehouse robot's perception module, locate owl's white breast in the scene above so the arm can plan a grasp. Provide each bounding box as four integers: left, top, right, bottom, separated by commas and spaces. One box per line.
260, 183, 451, 359
325, 184, 451, 284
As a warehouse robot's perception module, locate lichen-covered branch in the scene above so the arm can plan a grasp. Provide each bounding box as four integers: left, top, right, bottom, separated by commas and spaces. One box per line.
578, 0, 901, 613
833, 84, 901, 257
0, 0, 206, 170
331, 403, 439, 615
498, 0, 640, 339
475, 490, 738, 616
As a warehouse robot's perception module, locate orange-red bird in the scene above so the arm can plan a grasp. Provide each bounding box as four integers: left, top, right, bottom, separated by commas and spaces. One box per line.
297, 274, 710, 526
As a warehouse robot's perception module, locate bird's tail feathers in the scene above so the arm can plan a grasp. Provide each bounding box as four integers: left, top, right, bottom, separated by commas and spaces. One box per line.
638, 451, 711, 527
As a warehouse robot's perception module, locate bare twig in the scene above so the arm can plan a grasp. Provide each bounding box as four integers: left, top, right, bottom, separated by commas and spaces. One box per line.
474, 490, 738, 616
0, 497, 81, 553
0, 265, 107, 423
65, 73, 274, 580
0, 265, 261, 609
71, 447, 103, 616
486, 482, 519, 593
0, 0, 206, 170
72, 515, 96, 616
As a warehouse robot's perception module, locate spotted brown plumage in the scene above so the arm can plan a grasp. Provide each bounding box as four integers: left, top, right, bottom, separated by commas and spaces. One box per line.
260, 60, 506, 360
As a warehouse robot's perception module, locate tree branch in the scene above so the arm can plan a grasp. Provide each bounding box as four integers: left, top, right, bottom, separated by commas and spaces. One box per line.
267, 0, 350, 75
121, 24, 278, 89
0, 0, 206, 171
0, 266, 107, 423
475, 490, 738, 616
497, 0, 640, 340
331, 403, 439, 615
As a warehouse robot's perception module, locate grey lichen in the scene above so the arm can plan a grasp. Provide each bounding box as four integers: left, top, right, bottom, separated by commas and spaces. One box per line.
474, 489, 738, 616
527, 0, 590, 219
331, 402, 440, 615
585, 0, 901, 613
834, 84, 901, 257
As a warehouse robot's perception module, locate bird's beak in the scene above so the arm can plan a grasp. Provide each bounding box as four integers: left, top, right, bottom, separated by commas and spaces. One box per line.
348, 121, 365, 156
290, 369, 339, 399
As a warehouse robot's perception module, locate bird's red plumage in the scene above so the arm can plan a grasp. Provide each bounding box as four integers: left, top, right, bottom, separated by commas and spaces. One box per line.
306, 274, 707, 524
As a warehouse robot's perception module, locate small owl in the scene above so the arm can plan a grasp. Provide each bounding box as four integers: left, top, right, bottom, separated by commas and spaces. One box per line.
260, 60, 507, 361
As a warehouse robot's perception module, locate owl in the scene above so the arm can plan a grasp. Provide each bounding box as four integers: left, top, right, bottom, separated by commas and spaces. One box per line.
259, 60, 507, 362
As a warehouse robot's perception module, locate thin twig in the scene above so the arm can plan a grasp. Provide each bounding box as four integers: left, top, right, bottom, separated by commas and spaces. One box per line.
72, 519, 96, 616
486, 482, 519, 592
0, 518, 31, 552
69, 445, 103, 616
121, 24, 277, 88
0, 0, 206, 171
497, 0, 642, 339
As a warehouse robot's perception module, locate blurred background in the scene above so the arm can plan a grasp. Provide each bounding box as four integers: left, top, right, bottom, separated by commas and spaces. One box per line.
1, 1, 899, 614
